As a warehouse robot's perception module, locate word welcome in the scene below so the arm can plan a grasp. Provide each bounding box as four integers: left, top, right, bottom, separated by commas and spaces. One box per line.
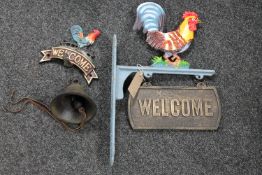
138, 98, 213, 117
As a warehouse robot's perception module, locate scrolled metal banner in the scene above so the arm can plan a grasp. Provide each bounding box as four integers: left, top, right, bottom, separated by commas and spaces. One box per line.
40, 46, 98, 84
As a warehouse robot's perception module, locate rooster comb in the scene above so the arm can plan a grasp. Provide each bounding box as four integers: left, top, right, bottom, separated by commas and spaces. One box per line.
182, 11, 199, 19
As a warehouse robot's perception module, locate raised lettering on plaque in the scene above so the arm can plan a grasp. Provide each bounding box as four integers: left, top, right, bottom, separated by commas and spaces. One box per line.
40, 46, 98, 84
128, 86, 221, 130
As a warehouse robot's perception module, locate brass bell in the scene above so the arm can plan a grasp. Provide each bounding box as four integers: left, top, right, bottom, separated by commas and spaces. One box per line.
50, 80, 97, 127
3, 80, 97, 131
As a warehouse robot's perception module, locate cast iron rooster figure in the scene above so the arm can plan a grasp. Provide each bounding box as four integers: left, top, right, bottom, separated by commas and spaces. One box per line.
133, 2, 201, 68
71, 25, 101, 48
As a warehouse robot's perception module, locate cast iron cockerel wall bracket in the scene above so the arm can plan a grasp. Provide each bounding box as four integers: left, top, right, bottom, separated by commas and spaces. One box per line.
109, 35, 215, 166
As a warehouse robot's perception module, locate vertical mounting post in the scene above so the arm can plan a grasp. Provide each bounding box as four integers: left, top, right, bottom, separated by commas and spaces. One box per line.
110, 34, 117, 166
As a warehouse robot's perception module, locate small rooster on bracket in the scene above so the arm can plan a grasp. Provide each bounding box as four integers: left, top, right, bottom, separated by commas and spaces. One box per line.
70, 25, 101, 48
133, 2, 201, 68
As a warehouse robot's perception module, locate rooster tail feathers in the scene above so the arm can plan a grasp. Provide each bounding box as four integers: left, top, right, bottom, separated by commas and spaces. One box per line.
133, 2, 165, 33
70, 25, 83, 43
133, 15, 143, 31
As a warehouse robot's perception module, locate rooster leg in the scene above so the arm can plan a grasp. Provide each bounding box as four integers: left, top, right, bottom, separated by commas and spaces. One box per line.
163, 52, 173, 60
169, 53, 181, 62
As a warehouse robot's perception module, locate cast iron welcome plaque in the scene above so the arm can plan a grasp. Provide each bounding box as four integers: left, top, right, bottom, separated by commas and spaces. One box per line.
128, 85, 221, 130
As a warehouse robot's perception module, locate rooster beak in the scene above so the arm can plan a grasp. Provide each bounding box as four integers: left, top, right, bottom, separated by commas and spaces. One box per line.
198, 19, 203, 24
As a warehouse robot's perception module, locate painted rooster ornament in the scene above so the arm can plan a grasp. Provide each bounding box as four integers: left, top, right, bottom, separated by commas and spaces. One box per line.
133, 2, 201, 68
71, 25, 101, 48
